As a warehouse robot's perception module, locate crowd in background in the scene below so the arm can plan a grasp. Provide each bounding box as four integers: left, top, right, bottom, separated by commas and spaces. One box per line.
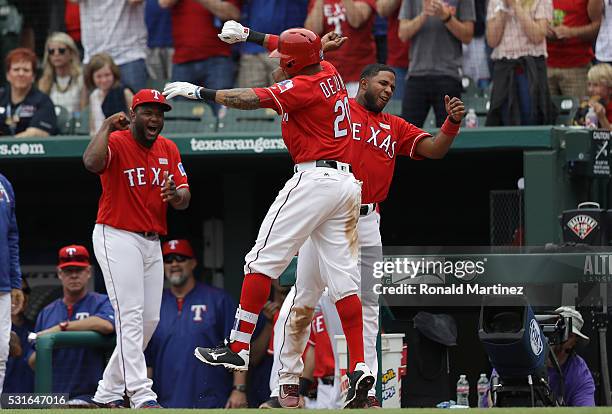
0, 0, 611, 136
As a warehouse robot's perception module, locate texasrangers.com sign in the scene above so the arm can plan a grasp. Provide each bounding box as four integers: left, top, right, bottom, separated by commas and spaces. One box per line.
188, 137, 286, 154
0, 142, 45, 156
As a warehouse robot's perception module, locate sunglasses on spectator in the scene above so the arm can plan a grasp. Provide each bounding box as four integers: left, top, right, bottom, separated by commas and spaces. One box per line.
163, 254, 190, 264
48, 48, 67, 56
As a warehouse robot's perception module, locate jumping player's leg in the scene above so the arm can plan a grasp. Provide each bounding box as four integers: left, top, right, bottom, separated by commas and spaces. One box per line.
92, 225, 157, 407
142, 243, 164, 351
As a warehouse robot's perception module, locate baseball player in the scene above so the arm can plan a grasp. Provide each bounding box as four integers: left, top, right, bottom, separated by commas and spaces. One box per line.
5, 279, 33, 394
269, 63, 465, 407
145, 239, 247, 408
82, 89, 191, 408
163, 26, 375, 408
27, 245, 115, 401
0, 172, 23, 401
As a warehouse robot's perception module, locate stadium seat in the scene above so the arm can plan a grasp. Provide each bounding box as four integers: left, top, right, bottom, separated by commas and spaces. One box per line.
423, 108, 436, 129
73, 107, 90, 135
54, 105, 72, 134
163, 100, 217, 134
551, 95, 579, 126
462, 76, 480, 98
146, 77, 168, 93
218, 108, 281, 134
462, 95, 490, 117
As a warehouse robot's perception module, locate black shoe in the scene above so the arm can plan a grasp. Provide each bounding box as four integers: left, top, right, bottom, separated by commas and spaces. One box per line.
93, 399, 126, 409
343, 362, 375, 408
194, 341, 249, 371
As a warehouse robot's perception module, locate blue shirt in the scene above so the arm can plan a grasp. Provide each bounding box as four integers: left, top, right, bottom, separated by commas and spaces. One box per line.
5, 320, 35, 393
0, 173, 20, 293
145, 283, 237, 408
241, 0, 308, 54
32, 292, 115, 397
145, 0, 173, 48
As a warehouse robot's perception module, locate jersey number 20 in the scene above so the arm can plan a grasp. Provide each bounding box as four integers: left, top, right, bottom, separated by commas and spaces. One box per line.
334, 98, 351, 139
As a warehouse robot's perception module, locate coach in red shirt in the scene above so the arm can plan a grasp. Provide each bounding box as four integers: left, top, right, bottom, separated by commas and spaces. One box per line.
305, 0, 378, 97
547, 0, 602, 98
159, 0, 241, 115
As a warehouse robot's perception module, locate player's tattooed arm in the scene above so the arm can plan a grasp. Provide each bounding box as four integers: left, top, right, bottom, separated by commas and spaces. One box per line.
214, 89, 261, 110
83, 112, 129, 173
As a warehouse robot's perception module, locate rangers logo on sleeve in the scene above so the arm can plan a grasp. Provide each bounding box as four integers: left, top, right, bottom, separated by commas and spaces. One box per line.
178, 162, 187, 177
277, 80, 294, 93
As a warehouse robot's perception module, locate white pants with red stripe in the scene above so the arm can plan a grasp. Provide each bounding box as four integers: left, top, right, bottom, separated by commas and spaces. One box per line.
243, 165, 361, 299
0, 292, 11, 400
269, 211, 382, 396
92, 224, 163, 408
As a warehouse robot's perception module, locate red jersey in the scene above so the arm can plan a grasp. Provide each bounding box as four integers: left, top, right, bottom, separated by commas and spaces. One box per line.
349, 99, 430, 204
386, 6, 409, 69
170, 0, 241, 64
254, 60, 352, 164
65, 0, 81, 42
95, 130, 189, 235
308, 312, 335, 378
308, 0, 377, 82
547, 0, 593, 68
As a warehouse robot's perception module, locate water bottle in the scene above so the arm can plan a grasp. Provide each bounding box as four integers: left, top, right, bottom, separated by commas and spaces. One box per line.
456, 374, 470, 407
465, 108, 478, 128
585, 106, 599, 129
477, 373, 489, 408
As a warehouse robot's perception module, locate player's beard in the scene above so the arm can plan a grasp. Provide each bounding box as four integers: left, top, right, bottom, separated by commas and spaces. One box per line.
363, 88, 384, 113
168, 272, 189, 287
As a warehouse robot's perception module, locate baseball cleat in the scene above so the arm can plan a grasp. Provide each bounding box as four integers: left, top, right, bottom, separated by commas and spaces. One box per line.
194, 341, 249, 371
92, 399, 126, 409
343, 362, 375, 409
365, 395, 382, 408
139, 400, 162, 408
278, 384, 300, 409
259, 397, 282, 409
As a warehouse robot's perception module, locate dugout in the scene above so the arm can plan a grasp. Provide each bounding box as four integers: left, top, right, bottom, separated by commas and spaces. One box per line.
2, 126, 610, 405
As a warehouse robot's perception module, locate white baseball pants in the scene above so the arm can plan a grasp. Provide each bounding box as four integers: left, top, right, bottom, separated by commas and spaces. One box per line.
270, 211, 382, 396
244, 164, 361, 302
0, 292, 11, 400
92, 224, 163, 408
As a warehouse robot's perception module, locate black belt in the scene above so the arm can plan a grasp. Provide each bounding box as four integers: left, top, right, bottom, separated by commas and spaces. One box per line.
320, 376, 334, 385
315, 160, 352, 173
136, 231, 159, 239
360, 203, 377, 216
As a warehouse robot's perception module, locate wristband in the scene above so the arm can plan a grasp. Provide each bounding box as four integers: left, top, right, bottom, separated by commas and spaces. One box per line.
59, 321, 69, 331
247, 30, 266, 46
232, 384, 247, 393
196, 87, 217, 101
443, 13, 452, 23
440, 116, 461, 137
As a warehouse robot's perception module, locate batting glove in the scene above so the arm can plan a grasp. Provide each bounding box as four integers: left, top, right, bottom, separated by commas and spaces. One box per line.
163, 82, 200, 100
218, 20, 249, 44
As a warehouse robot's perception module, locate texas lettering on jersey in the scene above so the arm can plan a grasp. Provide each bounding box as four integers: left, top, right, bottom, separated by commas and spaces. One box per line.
123, 167, 174, 188
352, 121, 397, 159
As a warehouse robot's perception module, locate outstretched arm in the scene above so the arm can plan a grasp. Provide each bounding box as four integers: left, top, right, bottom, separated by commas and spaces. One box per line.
415, 96, 464, 159
162, 82, 262, 110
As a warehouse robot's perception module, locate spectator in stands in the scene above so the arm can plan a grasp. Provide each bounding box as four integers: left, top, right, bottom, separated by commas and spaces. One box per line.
5, 278, 34, 393
595, 0, 612, 64
586, 63, 612, 130
0, 0, 22, 87
0, 172, 23, 398
399, 0, 475, 127
27, 244, 115, 403
84, 53, 134, 136
0, 48, 58, 137
72, 0, 148, 92
237, 0, 308, 88
485, 0, 555, 126
376, 0, 410, 101
38, 32, 85, 117
64, 0, 83, 54
159, 0, 240, 115
305, 0, 377, 97
462, 0, 491, 90
546, 0, 602, 98
145, 0, 173, 82
146, 239, 247, 408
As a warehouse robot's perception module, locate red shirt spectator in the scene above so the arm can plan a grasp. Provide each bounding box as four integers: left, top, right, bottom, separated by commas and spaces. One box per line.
547, 0, 596, 69
385, 6, 409, 70
305, 0, 377, 85
166, 0, 241, 64
65, 0, 81, 43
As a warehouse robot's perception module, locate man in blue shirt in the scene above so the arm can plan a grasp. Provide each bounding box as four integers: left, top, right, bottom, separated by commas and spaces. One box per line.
28, 245, 115, 403
0, 172, 23, 398
236, 0, 308, 87
146, 239, 247, 408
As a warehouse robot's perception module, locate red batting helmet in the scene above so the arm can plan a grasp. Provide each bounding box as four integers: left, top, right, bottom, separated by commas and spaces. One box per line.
269, 28, 323, 77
